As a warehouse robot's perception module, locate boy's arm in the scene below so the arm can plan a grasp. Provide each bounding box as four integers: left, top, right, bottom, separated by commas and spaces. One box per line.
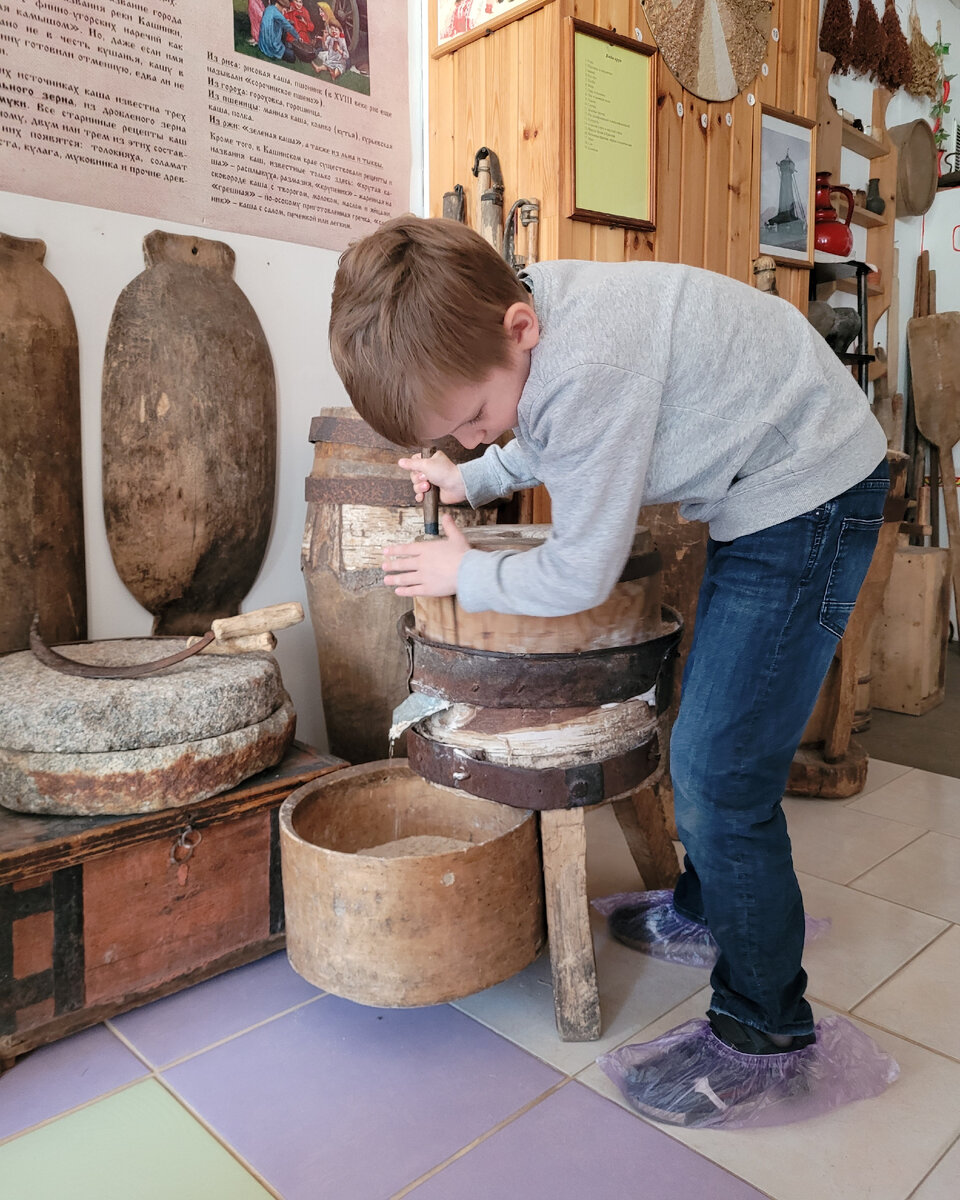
280, 13, 301, 37
458, 438, 542, 507
457, 365, 661, 616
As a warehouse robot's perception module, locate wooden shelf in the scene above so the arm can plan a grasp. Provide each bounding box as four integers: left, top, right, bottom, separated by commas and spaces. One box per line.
835, 276, 883, 298
841, 123, 887, 159
851, 205, 887, 229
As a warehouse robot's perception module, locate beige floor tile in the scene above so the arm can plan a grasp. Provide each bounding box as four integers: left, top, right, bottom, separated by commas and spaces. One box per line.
583, 803, 648, 899
852, 832, 960, 924
849, 769, 960, 838
783, 798, 924, 884
578, 997, 960, 1200
909, 1136, 960, 1200
854, 925, 960, 1059
856, 759, 916, 798
797, 872, 947, 1011
452, 912, 708, 1075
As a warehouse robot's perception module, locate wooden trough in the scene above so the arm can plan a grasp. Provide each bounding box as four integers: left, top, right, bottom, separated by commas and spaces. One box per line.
280, 760, 545, 1007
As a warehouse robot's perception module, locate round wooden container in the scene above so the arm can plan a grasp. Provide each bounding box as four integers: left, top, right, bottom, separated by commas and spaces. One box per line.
280, 760, 545, 1006
414, 525, 664, 653
0, 234, 86, 654
102, 231, 276, 636
301, 409, 497, 765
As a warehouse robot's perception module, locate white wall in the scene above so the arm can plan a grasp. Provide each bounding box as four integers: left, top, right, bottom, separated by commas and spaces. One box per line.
0, 0, 426, 753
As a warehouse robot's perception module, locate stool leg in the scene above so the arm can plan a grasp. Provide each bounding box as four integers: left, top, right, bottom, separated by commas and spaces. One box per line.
540, 808, 601, 1042
612, 783, 680, 891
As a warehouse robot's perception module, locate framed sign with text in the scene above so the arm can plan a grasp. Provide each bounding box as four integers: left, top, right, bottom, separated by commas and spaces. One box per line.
565, 20, 657, 230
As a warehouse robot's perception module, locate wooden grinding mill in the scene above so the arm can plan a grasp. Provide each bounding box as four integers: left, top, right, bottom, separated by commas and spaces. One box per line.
282, 525, 682, 1040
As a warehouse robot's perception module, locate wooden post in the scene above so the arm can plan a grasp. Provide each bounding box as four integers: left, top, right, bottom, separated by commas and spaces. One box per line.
611, 790, 680, 890
540, 808, 601, 1041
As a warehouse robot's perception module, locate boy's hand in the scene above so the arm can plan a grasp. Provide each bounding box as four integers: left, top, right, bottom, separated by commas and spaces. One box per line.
382, 515, 468, 597
398, 452, 466, 506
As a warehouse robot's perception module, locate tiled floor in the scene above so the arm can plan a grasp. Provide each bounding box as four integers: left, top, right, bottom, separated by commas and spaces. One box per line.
2, 757, 958, 1200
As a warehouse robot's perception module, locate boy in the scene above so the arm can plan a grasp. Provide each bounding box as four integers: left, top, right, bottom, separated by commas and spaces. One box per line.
329, 216, 894, 1127
258, 0, 311, 64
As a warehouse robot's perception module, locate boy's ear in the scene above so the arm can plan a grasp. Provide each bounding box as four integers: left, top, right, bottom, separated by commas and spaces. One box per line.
503, 302, 539, 351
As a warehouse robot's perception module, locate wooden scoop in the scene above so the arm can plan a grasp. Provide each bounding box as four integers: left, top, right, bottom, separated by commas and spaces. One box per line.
907, 313, 960, 620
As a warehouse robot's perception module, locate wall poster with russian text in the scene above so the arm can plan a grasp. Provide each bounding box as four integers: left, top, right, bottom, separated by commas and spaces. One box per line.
0, 0, 409, 249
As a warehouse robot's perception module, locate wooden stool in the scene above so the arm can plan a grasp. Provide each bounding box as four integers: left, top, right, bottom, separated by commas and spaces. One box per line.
407, 523, 683, 1041
542, 785, 679, 1041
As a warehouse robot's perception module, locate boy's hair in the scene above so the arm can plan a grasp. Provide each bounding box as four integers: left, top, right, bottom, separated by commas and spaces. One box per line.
329, 215, 529, 447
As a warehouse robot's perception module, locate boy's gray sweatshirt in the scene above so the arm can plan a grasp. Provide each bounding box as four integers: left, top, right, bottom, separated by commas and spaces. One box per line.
456, 259, 886, 617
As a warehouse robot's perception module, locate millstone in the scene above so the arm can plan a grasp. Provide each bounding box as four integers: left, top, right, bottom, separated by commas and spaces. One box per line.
0, 639, 285, 753
0, 694, 296, 815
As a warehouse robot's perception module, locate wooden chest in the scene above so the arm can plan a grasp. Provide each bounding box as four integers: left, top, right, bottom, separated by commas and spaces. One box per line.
0, 742, 344, 1069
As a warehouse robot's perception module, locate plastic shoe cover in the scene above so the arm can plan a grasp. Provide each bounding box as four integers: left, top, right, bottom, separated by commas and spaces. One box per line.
593, 890, 831, 968
598, 1015, 899, 1130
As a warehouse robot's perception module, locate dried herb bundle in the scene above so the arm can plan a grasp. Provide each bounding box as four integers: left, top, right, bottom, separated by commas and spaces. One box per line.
820, 0, 854, 73
878, 0, 911, 91
850, 0, 885, 80
907, 2, 939, 98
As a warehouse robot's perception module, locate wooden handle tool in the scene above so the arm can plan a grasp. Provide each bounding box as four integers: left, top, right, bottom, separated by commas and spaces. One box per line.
421, 447, 440, 537
211, 602, 303, 641
30, 603, 303, 679
187, 631, 278, 655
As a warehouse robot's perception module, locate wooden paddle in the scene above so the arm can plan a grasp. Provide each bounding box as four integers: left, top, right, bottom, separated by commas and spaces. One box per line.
907, 313, 960, 625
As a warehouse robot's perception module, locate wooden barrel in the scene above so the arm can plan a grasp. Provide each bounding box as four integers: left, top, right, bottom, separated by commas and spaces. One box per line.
414, 525, 666, 653
280, 760, 544, 1006
301, 408, 497, 765
0, 233, 86, 653
102, 231, 276, 635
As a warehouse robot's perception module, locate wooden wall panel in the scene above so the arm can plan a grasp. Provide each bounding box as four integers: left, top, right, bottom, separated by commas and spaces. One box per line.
726, 92, 755, 282
520, 8, 562, 259
430, 0, 819, 296
703, 102, 734, 276
677, 97, 709, 269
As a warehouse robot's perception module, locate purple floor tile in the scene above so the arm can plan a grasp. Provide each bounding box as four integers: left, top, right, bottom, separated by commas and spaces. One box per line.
110, 951, 321, 1065
164, 996, 562, 1200
0, 1025, 147, 1141
408, 1081, 768, 1200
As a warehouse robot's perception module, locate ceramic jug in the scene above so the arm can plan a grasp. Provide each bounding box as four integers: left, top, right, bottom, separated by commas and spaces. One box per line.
814, 172, 854, 257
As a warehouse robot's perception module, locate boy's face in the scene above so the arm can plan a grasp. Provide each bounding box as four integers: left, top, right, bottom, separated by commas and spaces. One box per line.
419, 302, 538, 450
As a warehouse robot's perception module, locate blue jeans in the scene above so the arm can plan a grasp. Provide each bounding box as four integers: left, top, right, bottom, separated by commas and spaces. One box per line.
669, 459, 889, 1037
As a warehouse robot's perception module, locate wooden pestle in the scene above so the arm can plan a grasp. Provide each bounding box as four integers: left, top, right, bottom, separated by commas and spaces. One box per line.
421, 447, 440, 537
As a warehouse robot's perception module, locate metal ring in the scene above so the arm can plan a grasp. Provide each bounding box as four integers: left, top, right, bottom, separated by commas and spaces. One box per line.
398, 607, 683, 711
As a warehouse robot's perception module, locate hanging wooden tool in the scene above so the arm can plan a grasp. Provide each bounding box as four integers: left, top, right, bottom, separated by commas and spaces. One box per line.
471, 147, 504, 252
503, 199, 541, 271
906, 313, 960, 628
442, 184, 466, 222
0, 234, 86, 654
102, 231, 277, 636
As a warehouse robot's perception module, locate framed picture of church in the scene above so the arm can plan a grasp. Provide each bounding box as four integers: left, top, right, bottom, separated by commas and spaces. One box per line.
755, 105, 816, 268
